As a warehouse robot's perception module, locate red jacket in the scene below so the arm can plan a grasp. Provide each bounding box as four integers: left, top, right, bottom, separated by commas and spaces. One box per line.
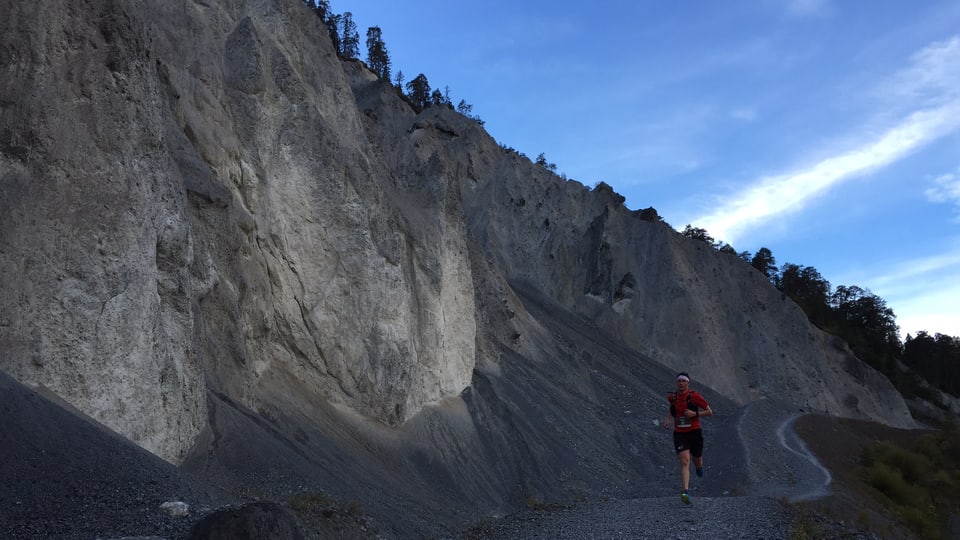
668, 390, 709, 432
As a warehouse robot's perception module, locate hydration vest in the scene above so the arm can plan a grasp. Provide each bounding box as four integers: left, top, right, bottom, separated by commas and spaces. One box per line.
669, 391, 700, 417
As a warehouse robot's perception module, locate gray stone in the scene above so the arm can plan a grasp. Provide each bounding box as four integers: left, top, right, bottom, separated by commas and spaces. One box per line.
159, 501, 190, 518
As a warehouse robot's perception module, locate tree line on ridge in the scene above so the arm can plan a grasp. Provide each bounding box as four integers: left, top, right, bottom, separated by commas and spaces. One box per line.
681, 225, 960, 403
301, 0, 483, 122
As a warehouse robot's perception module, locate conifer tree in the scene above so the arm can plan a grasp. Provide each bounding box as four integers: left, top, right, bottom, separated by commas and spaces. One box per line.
750, 247, 777, 282
325, 12, 341, 53
314, 0, 330, 20
406, 73, 431, 110
394, 70, 405, 92
340, 12, 359, 58
365, 26, 391, 80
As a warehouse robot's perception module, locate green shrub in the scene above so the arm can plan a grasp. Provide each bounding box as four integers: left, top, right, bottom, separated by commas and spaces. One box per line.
866, 461, 928, 508
863, 442, 932, 484
900, 506, 939, 539
859, 427, 960, 539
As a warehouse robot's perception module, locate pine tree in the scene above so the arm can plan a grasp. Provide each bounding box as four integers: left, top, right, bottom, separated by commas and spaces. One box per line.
365, 26, 391, 80
394, 70, 405, 91
750, 247, 777, 282
340, 12, 359, 58
324, 12, 341, 53
406, 73, 430, 110
313, 0, 330, 20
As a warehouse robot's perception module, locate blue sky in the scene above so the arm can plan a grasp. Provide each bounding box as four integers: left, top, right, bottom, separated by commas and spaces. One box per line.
340, 0, 960, 339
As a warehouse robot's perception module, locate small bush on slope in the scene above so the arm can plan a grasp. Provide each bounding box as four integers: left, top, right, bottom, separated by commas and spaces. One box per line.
859, 422, 960, 539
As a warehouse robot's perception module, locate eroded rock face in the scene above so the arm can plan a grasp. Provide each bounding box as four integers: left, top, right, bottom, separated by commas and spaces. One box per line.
0, 0, 476, 463
347, 75, 912, 428
0, 0, 206, 463
0, 0, 912, 469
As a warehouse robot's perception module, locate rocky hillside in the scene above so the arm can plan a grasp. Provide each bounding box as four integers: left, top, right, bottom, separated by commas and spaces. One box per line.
0, 0, 919, 537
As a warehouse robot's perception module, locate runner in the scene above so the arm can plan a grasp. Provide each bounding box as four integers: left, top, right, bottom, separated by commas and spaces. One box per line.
663, 372, 713, 504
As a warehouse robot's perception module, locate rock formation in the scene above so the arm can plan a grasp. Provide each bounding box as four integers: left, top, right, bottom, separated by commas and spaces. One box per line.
0, 0, 918, 535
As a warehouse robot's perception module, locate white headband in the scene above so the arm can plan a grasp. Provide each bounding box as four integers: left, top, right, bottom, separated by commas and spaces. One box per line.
676, 375, 690, 382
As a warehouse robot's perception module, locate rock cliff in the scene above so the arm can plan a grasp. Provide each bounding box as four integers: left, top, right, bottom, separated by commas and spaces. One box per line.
0, 0, 916, 534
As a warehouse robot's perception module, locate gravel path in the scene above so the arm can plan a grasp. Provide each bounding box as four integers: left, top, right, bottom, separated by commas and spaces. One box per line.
465, 495, 793, 539
462, 399, 833, 540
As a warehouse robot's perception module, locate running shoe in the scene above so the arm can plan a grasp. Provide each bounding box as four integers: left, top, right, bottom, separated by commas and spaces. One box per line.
680, 490, 690, 505
696, 467, 704, 478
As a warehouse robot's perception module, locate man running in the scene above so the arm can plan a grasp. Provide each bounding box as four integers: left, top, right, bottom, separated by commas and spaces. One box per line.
663, 372, 713, 504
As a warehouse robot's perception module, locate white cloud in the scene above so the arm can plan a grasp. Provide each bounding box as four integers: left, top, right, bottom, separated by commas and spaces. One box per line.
890, 36, 960, 103
925, 168, 960, 220
691, 102, 960, 243
687, 36, 960, 244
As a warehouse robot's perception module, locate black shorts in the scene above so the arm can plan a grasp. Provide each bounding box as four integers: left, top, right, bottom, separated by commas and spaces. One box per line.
673, 429, 704, 457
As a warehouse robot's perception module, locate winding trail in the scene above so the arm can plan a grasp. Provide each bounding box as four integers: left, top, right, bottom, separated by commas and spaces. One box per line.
733, 398, 834, 502
776, 414, 832, 501
467, 399, 832, 539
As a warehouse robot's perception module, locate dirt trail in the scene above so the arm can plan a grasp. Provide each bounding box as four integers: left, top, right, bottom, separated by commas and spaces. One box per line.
466, 398, 835, 539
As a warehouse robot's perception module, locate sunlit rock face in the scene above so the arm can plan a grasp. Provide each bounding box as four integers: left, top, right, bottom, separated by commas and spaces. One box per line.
0, 0, 911, 466
0, 0, 476, 463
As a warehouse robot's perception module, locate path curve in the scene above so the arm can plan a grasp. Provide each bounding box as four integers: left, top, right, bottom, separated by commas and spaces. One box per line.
735, 399, 833, 502
777, 414, 832, 501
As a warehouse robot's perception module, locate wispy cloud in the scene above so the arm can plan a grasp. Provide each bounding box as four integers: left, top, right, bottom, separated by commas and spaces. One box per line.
692, 103, 960, 243
870, 253, 960, 338
688, 36, 960, 245
867, 249, 960, 290
889, 36, 960, 102
925, 167, 960, 221
838, 244, 960, 337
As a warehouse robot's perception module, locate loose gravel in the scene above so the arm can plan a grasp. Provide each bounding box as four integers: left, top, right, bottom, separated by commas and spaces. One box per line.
464, 495, 793, 539
1, 372, 878, 540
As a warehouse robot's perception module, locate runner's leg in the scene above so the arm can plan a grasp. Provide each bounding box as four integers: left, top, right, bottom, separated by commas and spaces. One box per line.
678, 449, 691, 491
691, 429, 704, 476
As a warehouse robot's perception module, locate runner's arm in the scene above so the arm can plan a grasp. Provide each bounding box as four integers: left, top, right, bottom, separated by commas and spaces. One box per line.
682, 403, 713, 418
683, 404, 713, 418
